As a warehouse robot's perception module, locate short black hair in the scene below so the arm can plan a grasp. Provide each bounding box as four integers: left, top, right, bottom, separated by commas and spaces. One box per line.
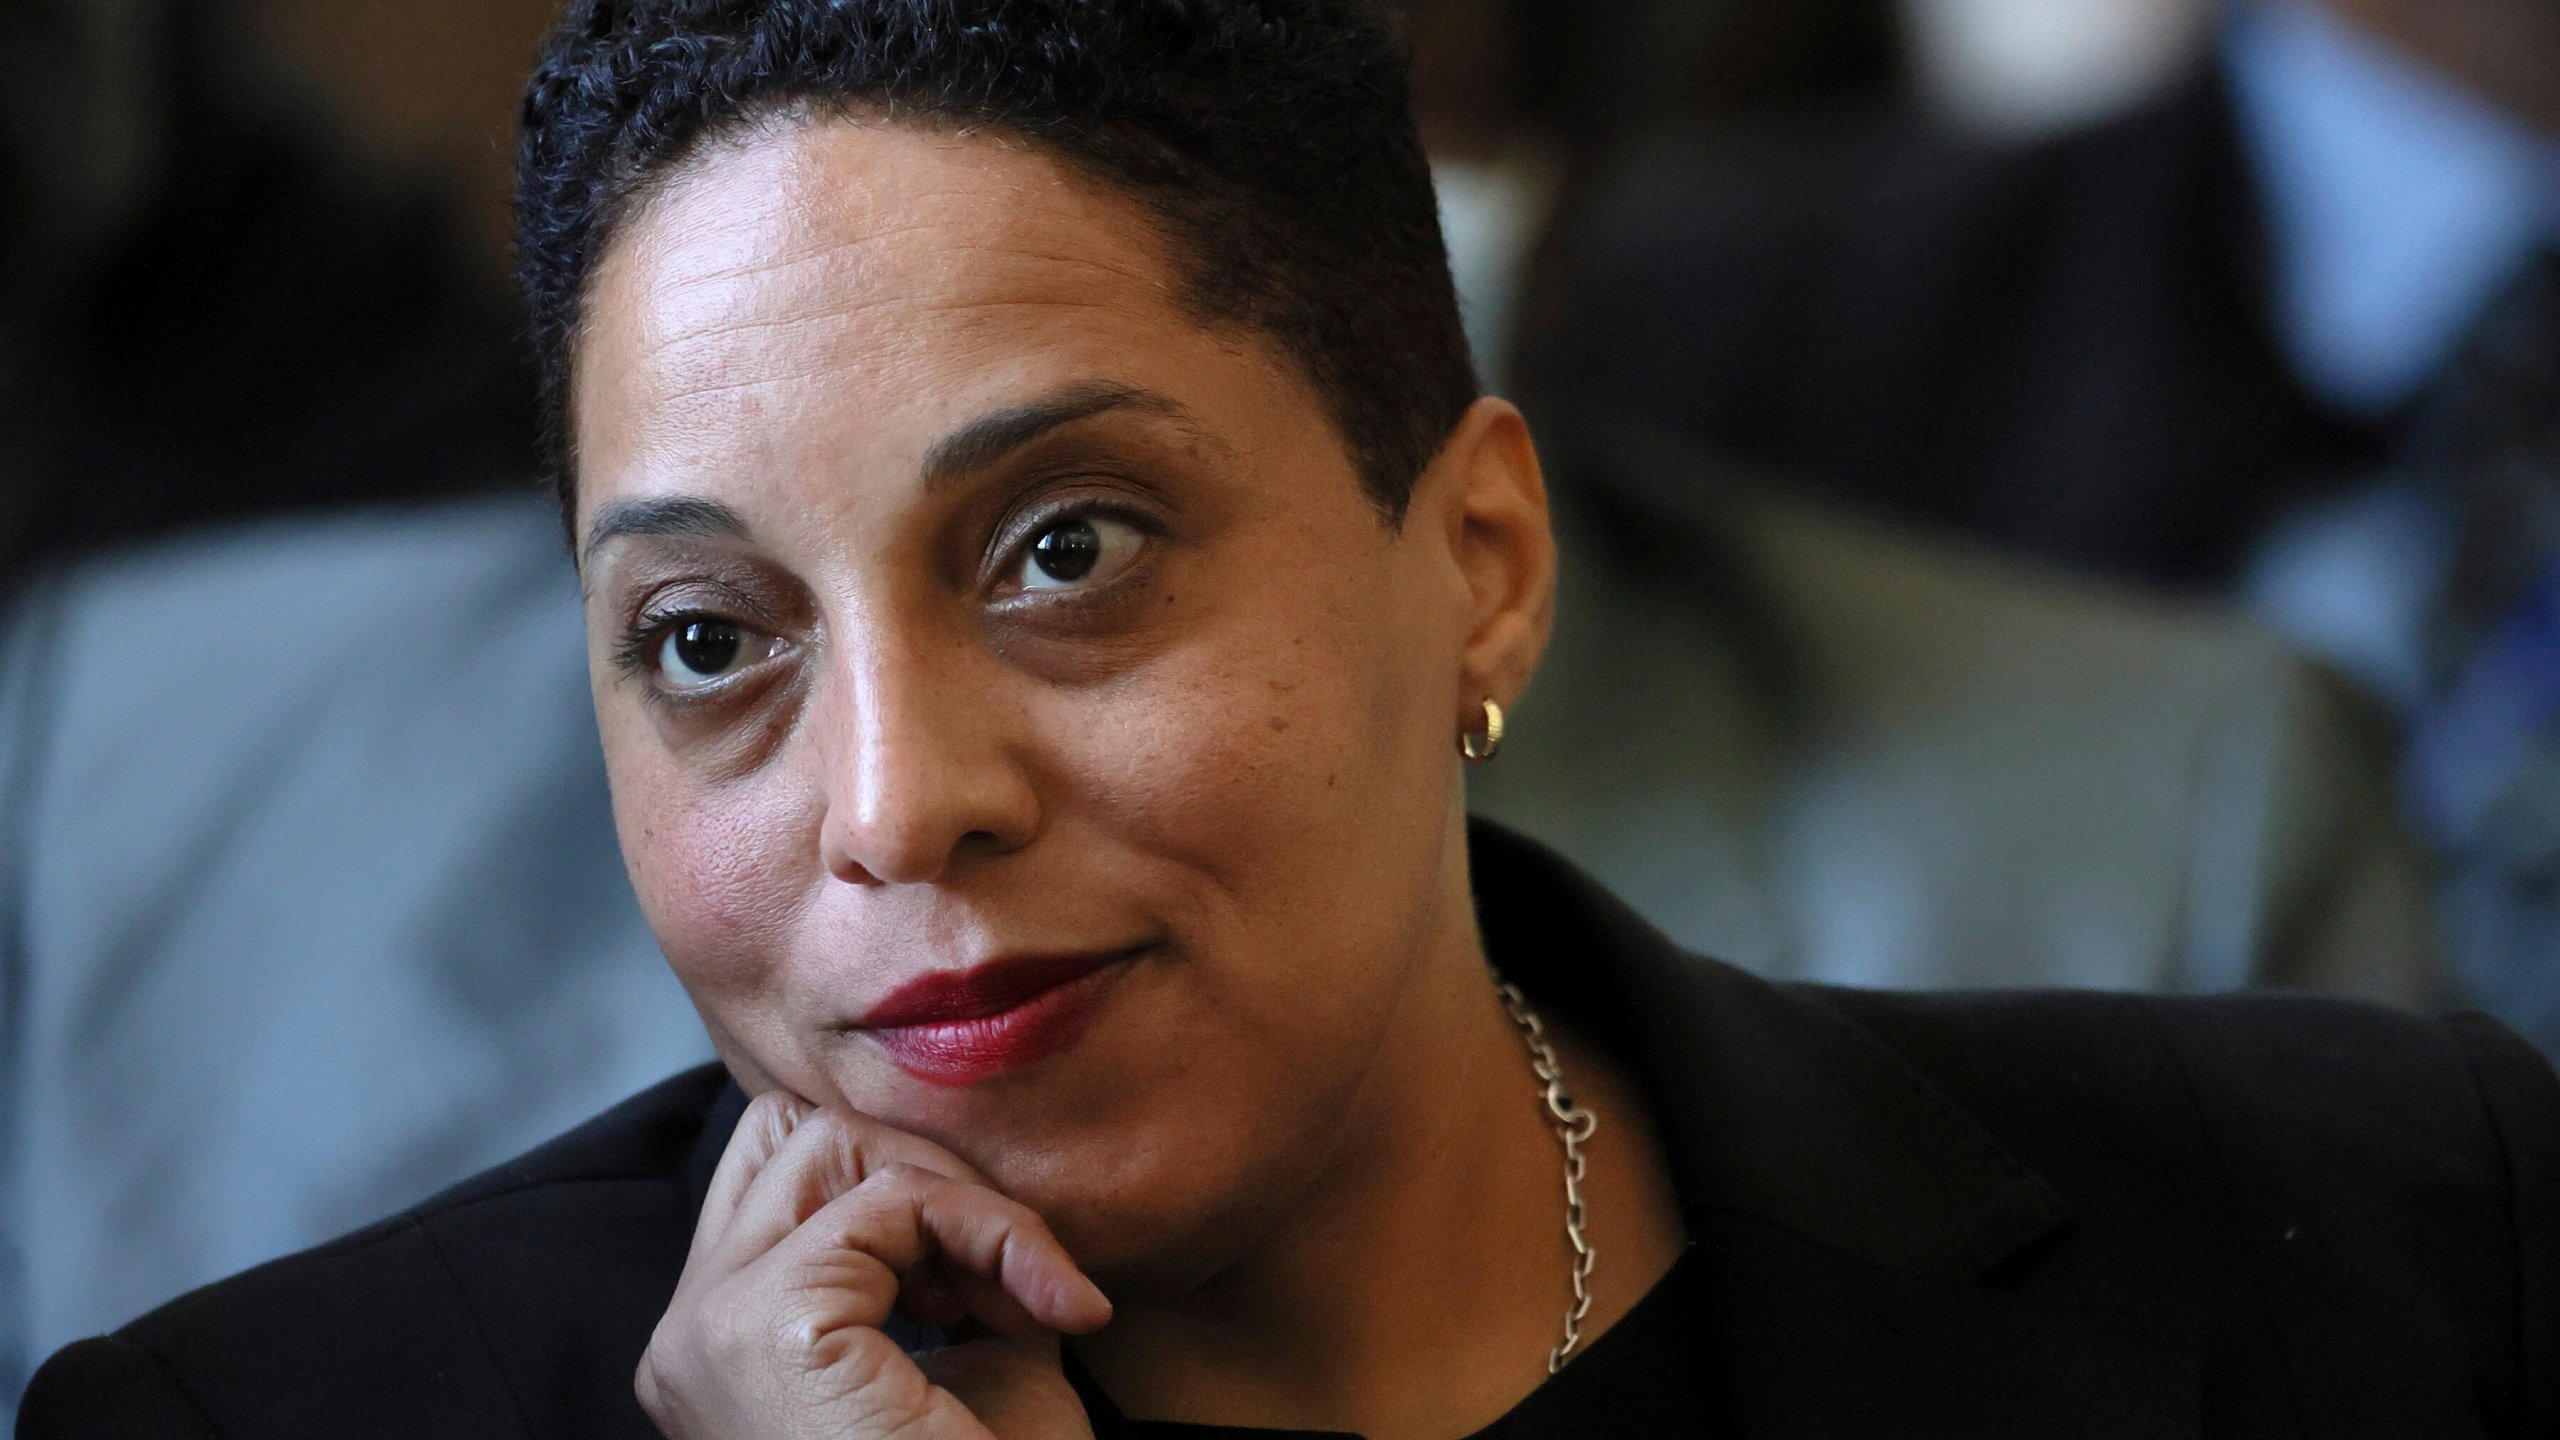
515, 0, 1479, 527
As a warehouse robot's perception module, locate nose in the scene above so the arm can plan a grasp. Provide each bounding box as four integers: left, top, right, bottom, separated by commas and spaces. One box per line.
814, 628, 1041, 887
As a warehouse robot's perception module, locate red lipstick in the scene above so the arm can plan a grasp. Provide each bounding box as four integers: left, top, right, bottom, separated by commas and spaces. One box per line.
855, 950, 1135, 1086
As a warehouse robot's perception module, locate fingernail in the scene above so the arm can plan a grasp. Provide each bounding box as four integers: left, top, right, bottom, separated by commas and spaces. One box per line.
1065, 1272, 1113, 1329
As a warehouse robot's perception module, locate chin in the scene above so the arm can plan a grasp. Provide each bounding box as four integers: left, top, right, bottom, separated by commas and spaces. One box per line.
933, 1082, 1331, 1303
1011, 1157, 1279, 1303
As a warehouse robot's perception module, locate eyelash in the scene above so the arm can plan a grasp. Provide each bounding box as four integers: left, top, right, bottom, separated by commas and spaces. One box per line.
991, 497, 1161, 595
611, 610, 703, 685
611, 500, 1164, 692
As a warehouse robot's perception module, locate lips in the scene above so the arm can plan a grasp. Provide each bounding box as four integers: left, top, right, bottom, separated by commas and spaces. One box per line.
855, 949, 1137, 1087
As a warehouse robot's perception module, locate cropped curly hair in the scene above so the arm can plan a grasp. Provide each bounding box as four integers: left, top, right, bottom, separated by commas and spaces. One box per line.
515, 0, 1478, 526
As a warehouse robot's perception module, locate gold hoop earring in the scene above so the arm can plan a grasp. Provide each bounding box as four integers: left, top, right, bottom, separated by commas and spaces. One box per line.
1461, 698, 1505, 764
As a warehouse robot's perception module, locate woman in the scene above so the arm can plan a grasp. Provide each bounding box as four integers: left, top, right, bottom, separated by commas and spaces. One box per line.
22, 2, 2558, 1436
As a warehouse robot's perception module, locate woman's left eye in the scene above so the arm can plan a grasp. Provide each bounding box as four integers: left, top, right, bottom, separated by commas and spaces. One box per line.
652, 617, 775, 691
1015, 514, 1145, 592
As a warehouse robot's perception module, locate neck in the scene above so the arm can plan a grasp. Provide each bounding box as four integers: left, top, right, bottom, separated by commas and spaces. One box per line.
1070, 855, 1687, 1439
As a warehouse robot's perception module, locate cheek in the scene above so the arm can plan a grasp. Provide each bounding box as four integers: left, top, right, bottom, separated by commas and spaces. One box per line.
607, 741, 821, 1004
1087, 636, 1338, 847
1065, 557, 1455, 965
986, 571, 1461, 1264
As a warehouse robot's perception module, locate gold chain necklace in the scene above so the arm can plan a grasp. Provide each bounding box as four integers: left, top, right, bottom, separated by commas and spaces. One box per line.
1492, 974, 1599, 1373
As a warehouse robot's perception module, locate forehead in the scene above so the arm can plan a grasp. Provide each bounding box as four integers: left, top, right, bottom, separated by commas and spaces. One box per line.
572, 114, 1242, 513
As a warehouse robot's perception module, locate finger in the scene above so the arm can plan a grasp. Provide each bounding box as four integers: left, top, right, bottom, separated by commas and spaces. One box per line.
761, 1163, 1112, 1340
942, 1262, 1059, 1345
918, 1334, 1093, 1439
898, 1259, 973, 1332
752, 1169, 1044, 1342
688, 1090, 812, 1270
707, 1106, 988, 1279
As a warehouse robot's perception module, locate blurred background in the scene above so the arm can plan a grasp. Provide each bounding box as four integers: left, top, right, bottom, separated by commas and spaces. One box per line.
5, 0, 2557, 1418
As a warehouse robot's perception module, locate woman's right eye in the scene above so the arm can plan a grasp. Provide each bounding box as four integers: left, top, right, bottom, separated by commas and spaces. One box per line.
654, 617, 769, 691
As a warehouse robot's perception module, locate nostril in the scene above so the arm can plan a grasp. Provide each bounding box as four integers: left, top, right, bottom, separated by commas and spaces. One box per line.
815, 719, 1043, 883
825, 849, 887, 886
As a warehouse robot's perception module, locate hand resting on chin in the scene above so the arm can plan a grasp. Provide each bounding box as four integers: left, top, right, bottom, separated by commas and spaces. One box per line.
638, 1091, 1112, 1440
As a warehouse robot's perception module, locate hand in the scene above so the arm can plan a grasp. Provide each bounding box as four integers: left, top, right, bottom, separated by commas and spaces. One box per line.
637, 1092, 1111, 1439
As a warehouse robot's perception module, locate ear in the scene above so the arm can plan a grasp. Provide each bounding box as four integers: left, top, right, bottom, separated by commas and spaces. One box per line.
1416, 397, 1555, 727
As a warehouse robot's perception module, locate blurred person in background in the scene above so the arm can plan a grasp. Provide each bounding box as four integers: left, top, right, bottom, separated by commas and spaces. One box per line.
1415, 0, 2442, 1004
1410, 0, 1903, 385
0, 0, 539, 583
17, 3, 2559, 1433
0, 0, 2472, 1419
0, 0, 708, 1415
1466, 416, 2439, 1003
1527, 0, 2560, 1052
1525, 0, 2534, 593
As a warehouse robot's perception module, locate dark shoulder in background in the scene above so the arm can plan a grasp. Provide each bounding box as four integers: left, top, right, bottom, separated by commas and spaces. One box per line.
21, 829, 2560, 1439
1521, 64, 2376, 590
1, 0, 539, 596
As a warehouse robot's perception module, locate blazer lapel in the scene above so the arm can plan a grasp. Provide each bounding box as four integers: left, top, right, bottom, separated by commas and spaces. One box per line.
1469, 821, 2202, 1437
1691, 1220, 2201, 1436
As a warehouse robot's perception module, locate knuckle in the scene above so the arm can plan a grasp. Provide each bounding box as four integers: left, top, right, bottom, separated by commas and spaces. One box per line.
791, 1246, 904, 1329
997, 1191, 1051, 1232
738, 1091, 811, 1152
995, 1223, 1047, 1279
764, 1111, 865, 1220
971, 1186, 1045, 1243
744, 1089, 810, 1127
792, 1105, 851, 1145
773, 1109, 839, 1171
804, 1312, 906, 1378
690, 1286, 776, 1367
636, 1321, 718, 1431
772, 1294, 906, 1393
847, 1161, 938, 1216
648, 1304, 706, 1364
870, 1160, 934, 1191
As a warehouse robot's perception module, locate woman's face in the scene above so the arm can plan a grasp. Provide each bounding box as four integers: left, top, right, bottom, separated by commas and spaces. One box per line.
572, 115, 1546, 1286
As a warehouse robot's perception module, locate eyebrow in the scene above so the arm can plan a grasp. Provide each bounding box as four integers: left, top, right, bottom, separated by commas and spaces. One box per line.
580, 494, 751, 571
918, 380, 1200, 490
579, 381, 1201, 569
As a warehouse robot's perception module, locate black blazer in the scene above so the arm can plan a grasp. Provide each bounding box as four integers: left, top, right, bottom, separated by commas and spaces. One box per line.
1524, 68, 2389, 588
22, 824, 2560, 1437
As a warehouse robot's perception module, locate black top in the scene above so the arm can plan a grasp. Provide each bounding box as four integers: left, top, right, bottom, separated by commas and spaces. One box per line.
21, 823, 2560, 1438
1069, 1251, 1714, 1438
